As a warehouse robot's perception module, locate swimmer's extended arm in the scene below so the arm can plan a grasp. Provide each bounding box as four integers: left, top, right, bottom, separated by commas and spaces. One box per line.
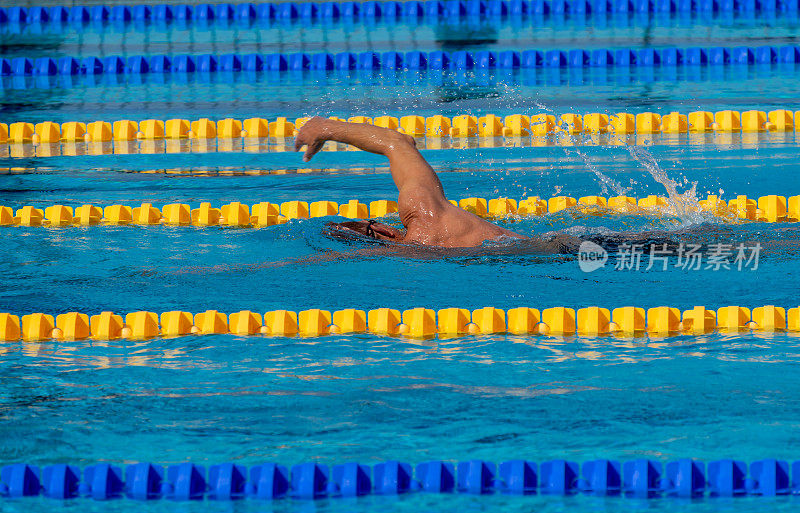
294, 117, 447, 202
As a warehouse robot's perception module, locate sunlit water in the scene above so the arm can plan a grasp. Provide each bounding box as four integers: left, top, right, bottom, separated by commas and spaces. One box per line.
3, 67, 800, 123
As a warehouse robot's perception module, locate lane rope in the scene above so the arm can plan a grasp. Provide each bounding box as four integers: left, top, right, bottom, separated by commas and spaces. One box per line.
4, 0, 799, 29
1, 109, 798, 152
4, 45, 799, 78
0, 305, 796, 340
0, 458, 795, 500
0, 193, 796, 227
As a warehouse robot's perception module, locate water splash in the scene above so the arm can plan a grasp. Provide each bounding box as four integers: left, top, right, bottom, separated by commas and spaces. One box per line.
533, 100, 631, 197
626, 144, 704, 225
568, 144, 631, 197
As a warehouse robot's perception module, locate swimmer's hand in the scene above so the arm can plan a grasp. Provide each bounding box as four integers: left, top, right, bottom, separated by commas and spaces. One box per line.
294, 116, 330, 162
294, 116, 418, 163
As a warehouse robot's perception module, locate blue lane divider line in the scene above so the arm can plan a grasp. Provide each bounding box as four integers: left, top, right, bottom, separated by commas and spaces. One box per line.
4, 5, 799, 34
1, 45, 798, 79
0, 458, 797, 501
2, 0, 800, 26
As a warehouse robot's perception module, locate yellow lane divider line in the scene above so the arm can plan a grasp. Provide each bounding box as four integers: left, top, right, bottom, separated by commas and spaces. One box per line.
2, 109, 797, 145
0, 305, 795, 341
0, 194, 796, 227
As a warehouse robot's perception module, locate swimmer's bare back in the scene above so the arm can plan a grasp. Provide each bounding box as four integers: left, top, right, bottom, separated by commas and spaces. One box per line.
294, 117, 523, 248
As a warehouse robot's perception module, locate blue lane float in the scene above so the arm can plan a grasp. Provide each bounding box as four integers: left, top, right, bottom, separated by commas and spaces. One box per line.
1, 10, 797, 38
3, 58, 796, 94
1, 44, 798, 79
0, 458, 797, 501
2, 0, 800, 28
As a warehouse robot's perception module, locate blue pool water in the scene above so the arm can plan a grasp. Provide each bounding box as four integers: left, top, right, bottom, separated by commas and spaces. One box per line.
3, 329, 800, 513
5, 67, 800, 124
4, 15, 800, 57
3, 7, 800, 512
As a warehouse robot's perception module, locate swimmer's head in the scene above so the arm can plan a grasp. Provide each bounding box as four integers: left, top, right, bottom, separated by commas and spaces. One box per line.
326, 220, 404, 243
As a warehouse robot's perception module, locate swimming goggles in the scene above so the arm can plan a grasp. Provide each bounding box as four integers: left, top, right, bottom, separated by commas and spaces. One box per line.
365, 219, 378, 239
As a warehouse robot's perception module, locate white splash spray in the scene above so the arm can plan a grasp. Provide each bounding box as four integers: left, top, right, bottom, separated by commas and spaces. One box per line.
626, 144, 703, 224
569, 144, 631, 197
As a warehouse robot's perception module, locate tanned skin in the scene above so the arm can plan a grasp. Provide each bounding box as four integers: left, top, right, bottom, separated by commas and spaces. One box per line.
294, 117, 523, 248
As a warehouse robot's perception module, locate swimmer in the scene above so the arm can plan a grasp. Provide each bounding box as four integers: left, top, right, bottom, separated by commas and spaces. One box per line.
295, 116, 526, 248
176, 116, 764, 275
294, 117, 751, 256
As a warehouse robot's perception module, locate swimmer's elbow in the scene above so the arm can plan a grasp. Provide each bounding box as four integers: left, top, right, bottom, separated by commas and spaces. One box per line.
385, 132, 417, 155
